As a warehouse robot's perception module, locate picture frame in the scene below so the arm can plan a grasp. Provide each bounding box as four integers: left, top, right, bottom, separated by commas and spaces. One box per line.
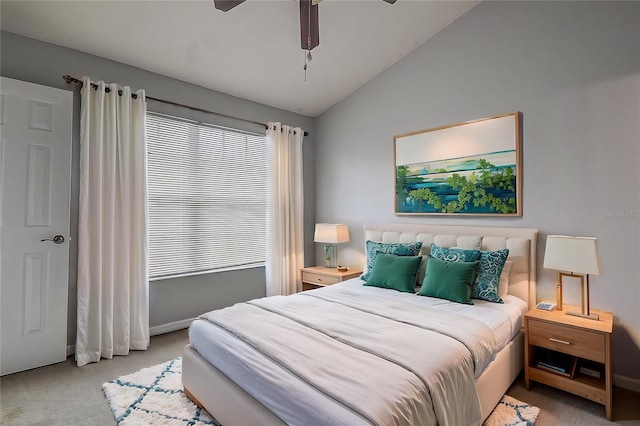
394, 112, 522, 216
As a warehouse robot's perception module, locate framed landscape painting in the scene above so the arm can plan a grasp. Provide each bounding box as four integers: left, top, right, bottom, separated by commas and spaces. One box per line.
394, 112, 522, 216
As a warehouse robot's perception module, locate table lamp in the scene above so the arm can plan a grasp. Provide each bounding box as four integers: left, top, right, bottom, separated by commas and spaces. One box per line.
314, 224, 349, 268
543, 235, 601, 320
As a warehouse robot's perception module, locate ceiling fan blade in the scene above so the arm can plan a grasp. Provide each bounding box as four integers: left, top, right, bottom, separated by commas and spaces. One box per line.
300, 0, 319, 51
382, 0, 397, 4
213, 0, 246, 12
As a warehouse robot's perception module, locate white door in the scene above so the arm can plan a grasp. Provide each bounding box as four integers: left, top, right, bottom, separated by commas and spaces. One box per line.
0, 77, 72, 375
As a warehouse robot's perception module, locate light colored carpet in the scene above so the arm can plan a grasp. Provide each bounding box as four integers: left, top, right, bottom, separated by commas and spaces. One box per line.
507, 377, 640, 426
1, 329, 189, 426
105, 357, 539, 426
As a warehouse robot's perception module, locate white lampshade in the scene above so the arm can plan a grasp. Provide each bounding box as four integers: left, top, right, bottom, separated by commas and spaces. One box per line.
543, 235, 601, 275
314, 224, 350, 244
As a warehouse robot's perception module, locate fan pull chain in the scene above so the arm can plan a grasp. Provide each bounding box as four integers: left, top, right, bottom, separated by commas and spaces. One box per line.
304, 0, 313, 82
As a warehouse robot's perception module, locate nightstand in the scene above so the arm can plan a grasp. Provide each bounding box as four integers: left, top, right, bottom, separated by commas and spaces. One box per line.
524, 306, 613, 420
300, 266, 362, 291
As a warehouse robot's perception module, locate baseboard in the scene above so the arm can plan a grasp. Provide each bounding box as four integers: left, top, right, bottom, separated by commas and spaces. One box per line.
67, 344, 75, 357
614, 374, 640, 393
150, 318, 195, 336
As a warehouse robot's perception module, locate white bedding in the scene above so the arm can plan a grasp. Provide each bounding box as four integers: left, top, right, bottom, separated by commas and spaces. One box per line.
336, 278, 528, 349
189, 278, 527, 426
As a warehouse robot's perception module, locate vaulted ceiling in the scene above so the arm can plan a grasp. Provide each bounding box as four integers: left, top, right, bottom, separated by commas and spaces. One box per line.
1, 0, 478, 117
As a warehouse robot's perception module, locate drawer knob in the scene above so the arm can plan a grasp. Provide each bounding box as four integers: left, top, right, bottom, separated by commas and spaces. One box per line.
549, 337, 571, 345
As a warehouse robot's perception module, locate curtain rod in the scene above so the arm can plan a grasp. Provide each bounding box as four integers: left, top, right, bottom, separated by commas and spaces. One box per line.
62, 75, 308, 137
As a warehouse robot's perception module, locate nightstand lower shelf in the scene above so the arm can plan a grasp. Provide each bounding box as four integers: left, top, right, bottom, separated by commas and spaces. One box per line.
528, 365, 607, 405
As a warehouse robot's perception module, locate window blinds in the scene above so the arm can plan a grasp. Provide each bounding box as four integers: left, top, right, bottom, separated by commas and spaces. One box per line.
146, 113, 266, 279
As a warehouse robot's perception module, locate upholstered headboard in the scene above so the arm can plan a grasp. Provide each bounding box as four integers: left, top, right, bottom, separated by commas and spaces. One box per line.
363, 223, 538, 309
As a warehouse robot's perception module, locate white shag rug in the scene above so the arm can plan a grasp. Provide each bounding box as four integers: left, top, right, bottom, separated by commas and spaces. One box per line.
104, 358, 539, 426
484, 394, 541, 426
102, 357, 219, 425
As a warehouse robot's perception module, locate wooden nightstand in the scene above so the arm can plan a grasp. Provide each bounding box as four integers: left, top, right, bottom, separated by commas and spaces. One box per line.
524, 306, 613, 420
300, 266, 362, 291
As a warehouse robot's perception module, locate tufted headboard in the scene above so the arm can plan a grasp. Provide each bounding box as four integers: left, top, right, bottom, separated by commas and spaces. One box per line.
363, 223, 539, 309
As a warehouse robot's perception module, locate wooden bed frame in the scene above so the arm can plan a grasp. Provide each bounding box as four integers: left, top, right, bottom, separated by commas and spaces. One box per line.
183, 223, 538, 425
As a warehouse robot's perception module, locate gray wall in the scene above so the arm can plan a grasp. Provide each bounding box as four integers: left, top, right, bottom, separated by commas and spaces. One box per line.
0, 31, 316, 344
315, 1, 640, 380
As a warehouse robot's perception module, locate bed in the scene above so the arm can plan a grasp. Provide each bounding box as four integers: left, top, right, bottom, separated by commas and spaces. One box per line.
182, 223, 538, 425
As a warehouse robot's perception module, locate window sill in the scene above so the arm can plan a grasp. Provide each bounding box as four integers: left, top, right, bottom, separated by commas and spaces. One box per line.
150, 262, 265, 282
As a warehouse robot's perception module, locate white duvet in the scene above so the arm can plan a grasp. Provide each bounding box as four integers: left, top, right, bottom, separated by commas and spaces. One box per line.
191, 279, 525, 426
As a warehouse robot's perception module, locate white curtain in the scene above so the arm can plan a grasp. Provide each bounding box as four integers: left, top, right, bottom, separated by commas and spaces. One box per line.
76, 77, 149, 366
266, 123, 305, 296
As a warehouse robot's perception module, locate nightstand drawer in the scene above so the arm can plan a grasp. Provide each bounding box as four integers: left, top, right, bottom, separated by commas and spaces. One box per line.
302, 271, 339, 286
528, 319, 605, 363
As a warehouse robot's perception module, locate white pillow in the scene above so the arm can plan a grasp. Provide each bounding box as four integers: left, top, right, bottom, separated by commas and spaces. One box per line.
498, 260, 513, 298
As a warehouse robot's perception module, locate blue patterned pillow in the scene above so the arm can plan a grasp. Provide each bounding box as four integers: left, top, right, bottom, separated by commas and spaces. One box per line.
473, 248, 509, 303
361, 241, 423, 281
430, 243, 480, 263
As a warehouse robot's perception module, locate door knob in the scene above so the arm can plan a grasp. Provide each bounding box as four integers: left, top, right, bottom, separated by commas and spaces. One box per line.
40, 235, 65, 244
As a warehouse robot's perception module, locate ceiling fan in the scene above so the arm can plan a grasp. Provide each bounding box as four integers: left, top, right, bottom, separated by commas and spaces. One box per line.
213, 0, 397, 53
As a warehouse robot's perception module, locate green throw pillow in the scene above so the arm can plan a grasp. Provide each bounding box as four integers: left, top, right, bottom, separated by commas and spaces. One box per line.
361, 240, 423, 281
419, 256, 479, 304
364, 253, 422, 293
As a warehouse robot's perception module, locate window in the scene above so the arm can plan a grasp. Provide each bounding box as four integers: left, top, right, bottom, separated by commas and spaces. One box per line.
146, 112, 266, 279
